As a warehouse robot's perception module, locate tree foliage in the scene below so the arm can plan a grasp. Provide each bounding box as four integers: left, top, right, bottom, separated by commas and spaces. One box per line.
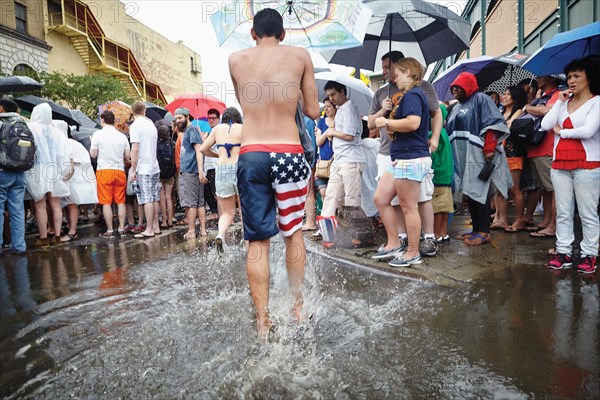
9, 69, 134, 118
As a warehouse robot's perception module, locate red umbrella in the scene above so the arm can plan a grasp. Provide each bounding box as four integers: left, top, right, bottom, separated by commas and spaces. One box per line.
166, 93, 226, 119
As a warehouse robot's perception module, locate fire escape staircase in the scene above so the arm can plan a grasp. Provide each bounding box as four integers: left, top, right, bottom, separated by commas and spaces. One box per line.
47, 0, 166, 104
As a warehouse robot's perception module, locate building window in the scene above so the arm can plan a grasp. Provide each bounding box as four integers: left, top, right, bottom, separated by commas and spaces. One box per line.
15, 2, 27, 34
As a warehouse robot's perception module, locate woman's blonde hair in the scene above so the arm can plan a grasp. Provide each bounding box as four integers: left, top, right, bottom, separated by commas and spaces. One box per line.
394, 57, 424, 91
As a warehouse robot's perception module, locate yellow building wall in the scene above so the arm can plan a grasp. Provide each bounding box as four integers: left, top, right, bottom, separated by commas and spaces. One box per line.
0, 0, 46, 41
46, 30, 89, 76
82, 0, 203, 101
468, 0, 557, 58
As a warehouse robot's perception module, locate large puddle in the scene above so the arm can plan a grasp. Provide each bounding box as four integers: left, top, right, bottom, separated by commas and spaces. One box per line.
1, 233, 599, 398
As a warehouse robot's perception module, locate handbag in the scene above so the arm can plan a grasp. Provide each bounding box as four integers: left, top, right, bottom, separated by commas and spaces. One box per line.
315, 157, 333, 179
510, 118, 547, 146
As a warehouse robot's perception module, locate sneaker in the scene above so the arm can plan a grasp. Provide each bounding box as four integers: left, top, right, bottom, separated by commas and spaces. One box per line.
436, 235, 450, 244
123, 224, 135, 234
389, 253, 423, 268
577, 256, 597, 275
420, 237, 438, 257
372, 244, 404, 260
215, 235, 224, 253
546, 253, 572, 270
99, 231, 115, 238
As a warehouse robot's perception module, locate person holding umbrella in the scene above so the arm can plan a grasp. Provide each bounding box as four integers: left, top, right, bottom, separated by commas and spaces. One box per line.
542, 57, 600, 274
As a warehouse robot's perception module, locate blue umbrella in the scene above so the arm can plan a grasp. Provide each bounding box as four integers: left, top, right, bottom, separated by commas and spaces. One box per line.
520, 21, 599, 76
191, 119, 211, 133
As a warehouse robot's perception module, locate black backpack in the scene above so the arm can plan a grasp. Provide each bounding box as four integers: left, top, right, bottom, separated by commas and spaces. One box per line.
0, 116, 36, 171
157, 140, 176, 179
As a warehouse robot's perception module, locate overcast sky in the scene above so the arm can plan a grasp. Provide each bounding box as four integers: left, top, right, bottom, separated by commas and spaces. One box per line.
126, 0, 467, 107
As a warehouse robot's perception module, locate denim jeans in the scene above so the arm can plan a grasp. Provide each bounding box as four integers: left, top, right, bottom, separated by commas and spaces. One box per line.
551, 168, 600, 257
0, 170, 26, 253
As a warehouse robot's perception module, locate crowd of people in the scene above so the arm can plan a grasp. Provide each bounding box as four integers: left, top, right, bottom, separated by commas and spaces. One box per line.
0, 8, 598, 338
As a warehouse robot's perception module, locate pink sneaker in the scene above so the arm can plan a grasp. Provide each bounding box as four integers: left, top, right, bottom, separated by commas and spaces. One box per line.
546, 253, 572, 270
577, 256, 597, 275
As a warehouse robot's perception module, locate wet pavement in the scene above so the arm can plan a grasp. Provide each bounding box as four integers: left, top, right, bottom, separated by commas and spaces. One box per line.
0, 217, 598, 399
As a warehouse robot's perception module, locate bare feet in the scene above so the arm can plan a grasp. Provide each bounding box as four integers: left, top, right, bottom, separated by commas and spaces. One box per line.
292, 291, 304, 323
199, 230, 208, 237
302, 225, 317, 231
183, 231, 196, 240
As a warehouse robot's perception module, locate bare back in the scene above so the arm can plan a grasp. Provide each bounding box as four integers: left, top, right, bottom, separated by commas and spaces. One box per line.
213, 123, 243, 164
229, 43, 318, 146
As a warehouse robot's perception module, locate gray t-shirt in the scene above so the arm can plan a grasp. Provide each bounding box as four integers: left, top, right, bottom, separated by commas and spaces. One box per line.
332, 100, 365, 163
369, 80, 440, 156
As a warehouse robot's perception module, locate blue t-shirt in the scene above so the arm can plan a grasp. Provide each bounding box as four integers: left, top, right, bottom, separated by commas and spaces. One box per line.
317, 118, 334, 161
390, 87, 430, 160
180, 125, 203, 173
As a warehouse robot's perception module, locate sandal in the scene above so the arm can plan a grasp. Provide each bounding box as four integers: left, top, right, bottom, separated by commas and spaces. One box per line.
464, 232, 491, 246
455, 232, 474, 240
61, 233, 78, 242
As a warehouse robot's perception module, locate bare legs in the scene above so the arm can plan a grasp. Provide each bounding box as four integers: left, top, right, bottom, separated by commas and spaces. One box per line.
159, 182, 174, 227
142, 201, 160, 236
246, 228, 306, 338
184, 207, 207, 239
217, 195, 237, 239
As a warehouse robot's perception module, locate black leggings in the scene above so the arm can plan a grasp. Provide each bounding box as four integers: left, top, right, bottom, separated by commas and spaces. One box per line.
467, 195, 491, 233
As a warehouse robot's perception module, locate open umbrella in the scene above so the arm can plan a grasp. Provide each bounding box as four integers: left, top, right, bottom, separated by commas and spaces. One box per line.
166, 94, 226, 120
69, 109, 99, 129
15, 95, 80, 126
320, 0, 471, 71
210, 0, 372, 51
143, 101, 169, 123
98, 101, 131, 134
0, 75, 43, 93
433, 53, 534, 101
520, 21, 599, 76
315, 71, 374, 115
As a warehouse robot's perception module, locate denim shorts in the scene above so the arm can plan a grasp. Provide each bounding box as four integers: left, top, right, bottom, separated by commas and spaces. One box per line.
387, 156, 432, 182
215, 163, 238, 198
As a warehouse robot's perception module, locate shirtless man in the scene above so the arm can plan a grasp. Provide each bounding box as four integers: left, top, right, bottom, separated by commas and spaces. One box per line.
229, 8, 319, 338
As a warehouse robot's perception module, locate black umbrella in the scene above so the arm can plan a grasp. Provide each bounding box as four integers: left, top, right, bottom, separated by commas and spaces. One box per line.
70, 109, 100, 129
321, 0, 471, 71
0, 75, 43, 93
15, 95, 80, 126
143, 101, 168, 123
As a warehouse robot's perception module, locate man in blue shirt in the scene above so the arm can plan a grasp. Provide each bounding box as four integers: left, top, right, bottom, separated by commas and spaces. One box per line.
175, 107, 208, 239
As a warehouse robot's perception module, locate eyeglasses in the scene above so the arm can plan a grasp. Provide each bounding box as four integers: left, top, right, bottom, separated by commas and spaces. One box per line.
207, 117, 218, 120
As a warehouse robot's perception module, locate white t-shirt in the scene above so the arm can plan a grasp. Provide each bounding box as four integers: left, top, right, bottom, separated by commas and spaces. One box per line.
90, 125, 129, 171
129, 116, 160, 175
332, 100, 365, 163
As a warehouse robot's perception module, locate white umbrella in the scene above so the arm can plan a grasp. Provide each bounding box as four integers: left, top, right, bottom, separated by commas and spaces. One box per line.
315, 72, 374, 115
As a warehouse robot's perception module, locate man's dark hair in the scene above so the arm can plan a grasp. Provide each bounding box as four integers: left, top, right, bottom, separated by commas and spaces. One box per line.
221, 107, 242, 125
0, 99, 19, 113
253, 8, 284, 39
100, 110, 115, 125
207, 108, 221, 118
382, 51, 405, 64
324, 81, 347, 96
565, 57, 600, 95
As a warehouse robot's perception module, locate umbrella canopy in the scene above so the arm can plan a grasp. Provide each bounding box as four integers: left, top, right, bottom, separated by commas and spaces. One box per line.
321, 0, 471, 71
315, 71, 374, 115
15, 95, 80, 126
520, 21, 600, 76
210, 0, 372, 51
69, 109, 99, 129
166, 94, 226, 120
143, 101, 169, 123
98, 101, 132, 134
0, 75, 43, 93
191, 119, 212, 133
433, 53, 534, 101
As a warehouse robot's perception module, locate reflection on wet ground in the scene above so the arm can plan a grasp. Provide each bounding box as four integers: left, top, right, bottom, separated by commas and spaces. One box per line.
0, 228, 599, 398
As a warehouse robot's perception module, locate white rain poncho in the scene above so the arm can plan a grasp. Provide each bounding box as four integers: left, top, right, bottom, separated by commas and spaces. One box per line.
25, 104, 71, 201
54, 120, 98, 206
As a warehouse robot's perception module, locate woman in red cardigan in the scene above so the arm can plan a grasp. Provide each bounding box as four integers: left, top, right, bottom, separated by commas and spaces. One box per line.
542, 57, 600, 274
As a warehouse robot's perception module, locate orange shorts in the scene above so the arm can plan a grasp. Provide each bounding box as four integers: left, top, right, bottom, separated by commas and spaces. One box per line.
507, 156, 523, 171
96, 169, 126, 205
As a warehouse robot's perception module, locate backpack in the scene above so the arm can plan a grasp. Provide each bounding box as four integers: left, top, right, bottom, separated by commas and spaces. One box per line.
157, 140, 176, 179
0, 116, 36, 171
335, 206, 375, 248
